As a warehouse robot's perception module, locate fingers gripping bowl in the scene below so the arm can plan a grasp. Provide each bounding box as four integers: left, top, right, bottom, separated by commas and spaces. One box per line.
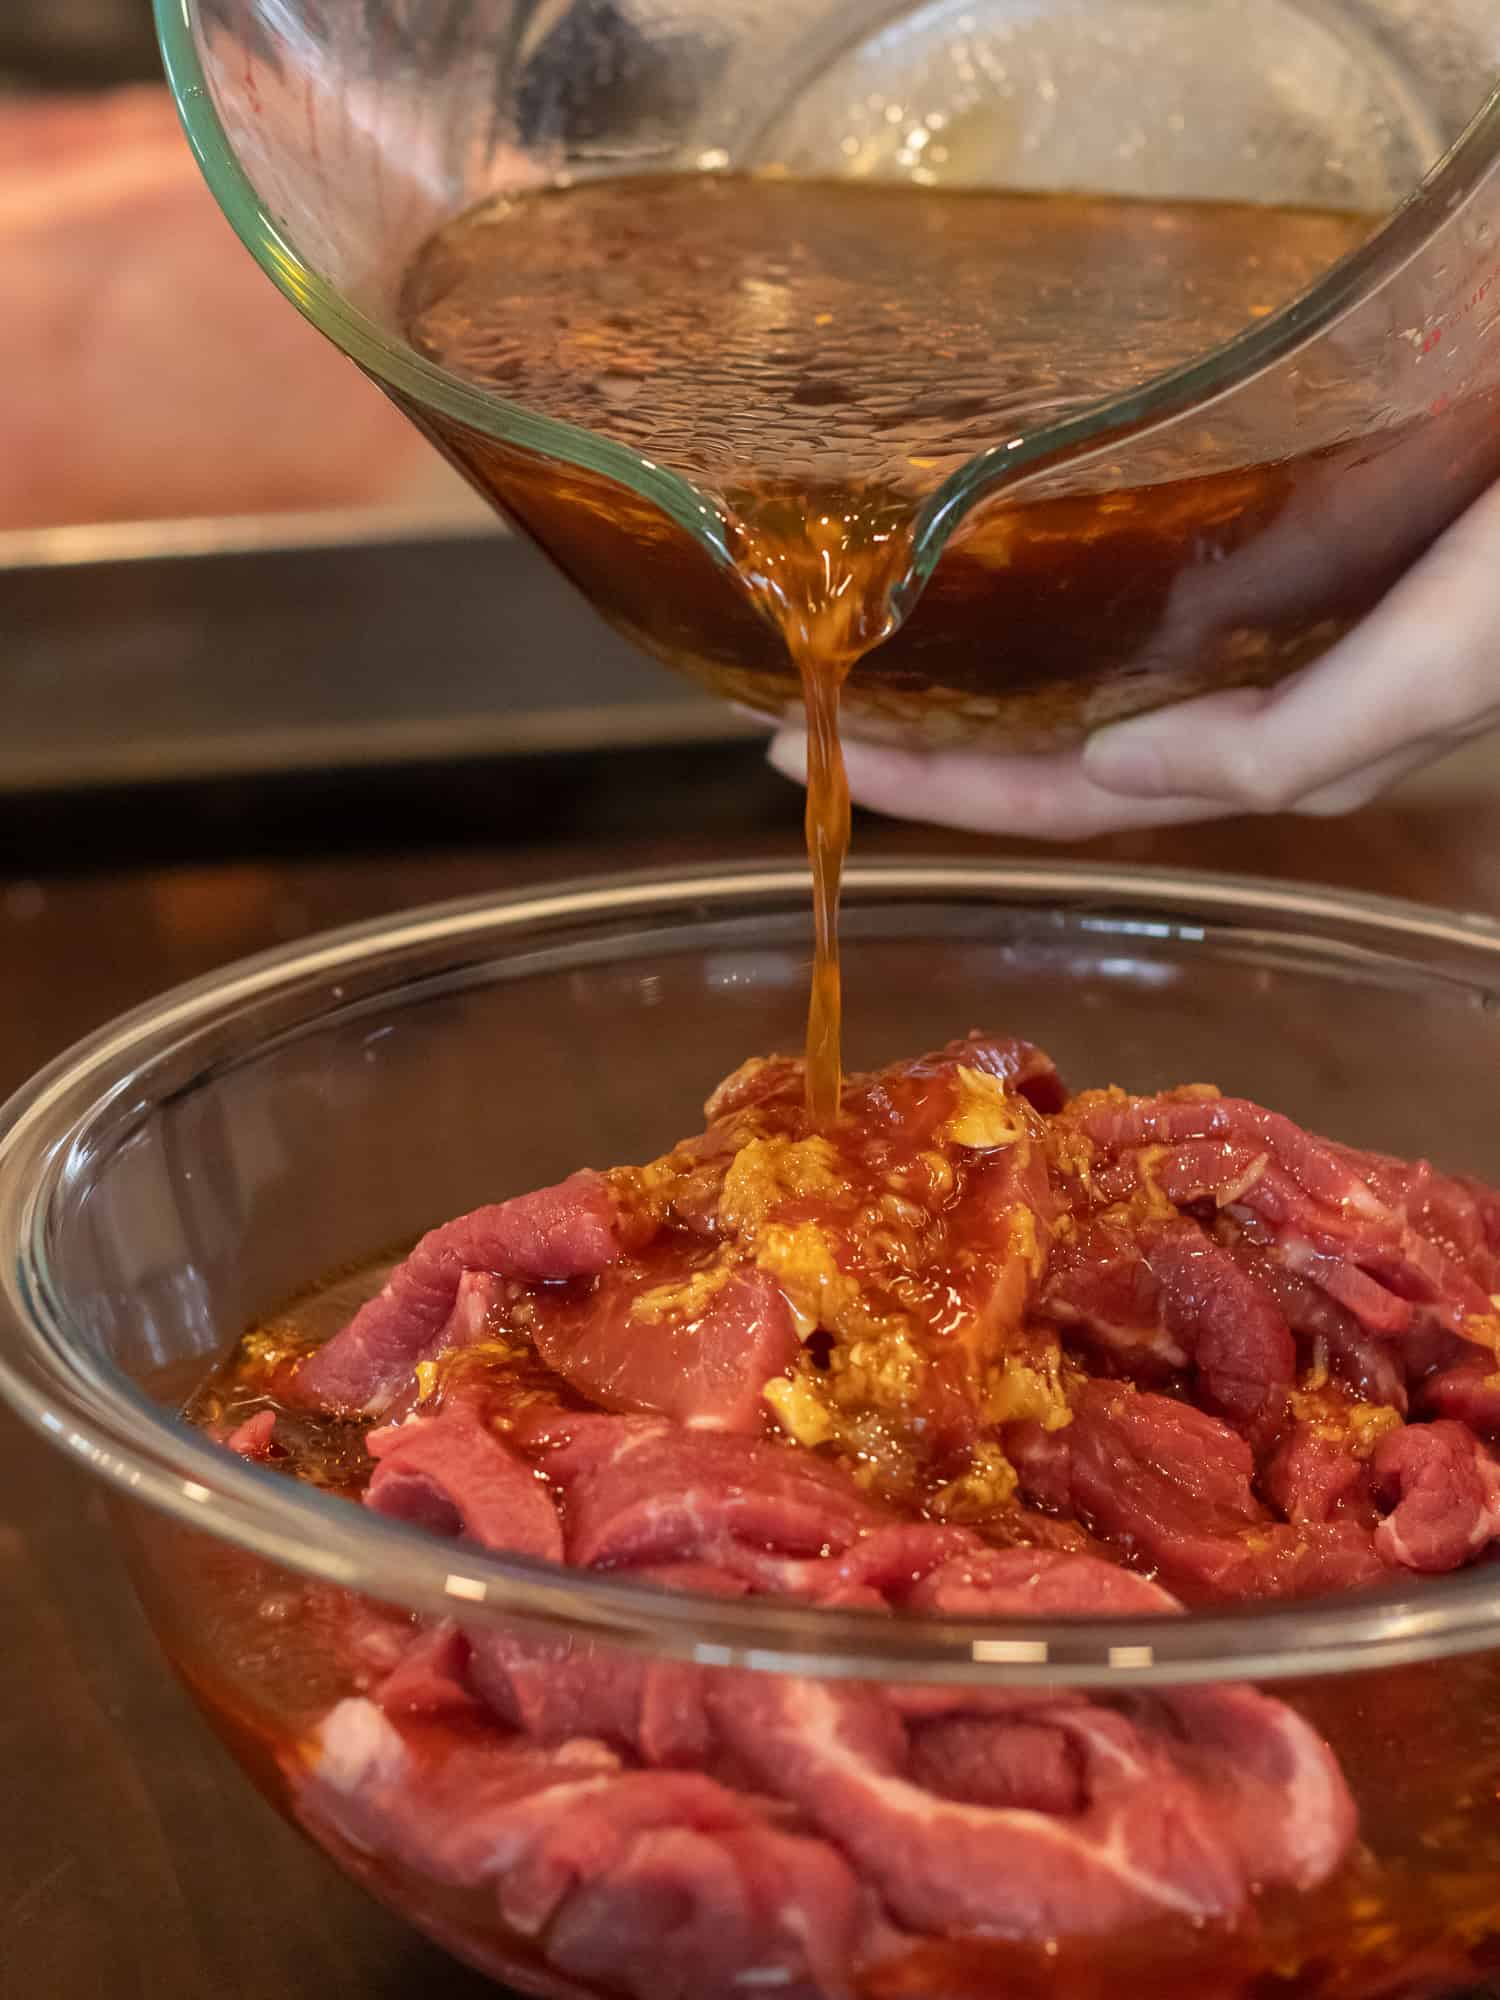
5, 862, 1500, 1998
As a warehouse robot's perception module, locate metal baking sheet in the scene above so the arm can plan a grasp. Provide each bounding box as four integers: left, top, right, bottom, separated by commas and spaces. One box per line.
0, 507, 755, 795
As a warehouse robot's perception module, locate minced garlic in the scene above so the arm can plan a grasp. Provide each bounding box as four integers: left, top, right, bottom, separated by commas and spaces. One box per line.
719, 1133, 844, 1237
983, 1345, 1076, 1431
1346, 1402, 1403, 1458
754, 1220, 858, 1341
1004, 1203, 1047, 1282
1287, 1384, 1402, 1457
1050, 1129, 1095, 1187
931, 1442, 1020, 1518
943, 1067, 1028, 1151
632, 1259, 734, 1324
763, 1372, 835, 1447
1130, 1145, 1184, 1220
1285, 1386, 1348, 1441
828, 1329, 928, 1415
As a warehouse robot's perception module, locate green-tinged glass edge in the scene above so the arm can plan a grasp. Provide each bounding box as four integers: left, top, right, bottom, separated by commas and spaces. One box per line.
152, 0, 736, 557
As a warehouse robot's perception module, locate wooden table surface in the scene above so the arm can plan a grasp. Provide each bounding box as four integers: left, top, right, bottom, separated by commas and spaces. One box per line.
4, 768, 1500, 2000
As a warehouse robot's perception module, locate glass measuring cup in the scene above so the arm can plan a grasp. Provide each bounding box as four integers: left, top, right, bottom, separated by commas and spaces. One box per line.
157, 1, 1500, 751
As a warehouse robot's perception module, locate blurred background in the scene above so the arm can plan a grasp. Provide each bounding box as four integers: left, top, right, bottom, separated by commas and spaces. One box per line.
2, 0, 157, 90
0, 0, 485, 531
0, 0, 766, 872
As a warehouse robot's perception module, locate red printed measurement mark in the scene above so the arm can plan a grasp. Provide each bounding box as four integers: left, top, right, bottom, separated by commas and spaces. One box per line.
1412, 252, 1500, 411
1423, 253, 1500, 346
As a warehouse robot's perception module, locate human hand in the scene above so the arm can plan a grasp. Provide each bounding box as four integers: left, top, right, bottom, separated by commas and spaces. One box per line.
768, 477, 1500, 839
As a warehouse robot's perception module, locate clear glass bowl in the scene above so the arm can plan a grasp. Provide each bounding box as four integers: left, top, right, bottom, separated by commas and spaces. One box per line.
4, 860, 1500, 1997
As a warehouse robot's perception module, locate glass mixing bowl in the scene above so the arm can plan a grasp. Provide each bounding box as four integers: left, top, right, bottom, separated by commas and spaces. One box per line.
4, 860, 1500, 1998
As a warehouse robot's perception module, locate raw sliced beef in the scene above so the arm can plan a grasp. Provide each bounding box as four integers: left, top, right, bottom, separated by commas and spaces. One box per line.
297, 1172, 627, 1415
199, 1028, 1500, 1987
365, 1405, 563, 1560
1041, 1214, 1293, 1433
290, 1700, 864, 1999
1009, 1385, 1386, 1600
1072, 1090, 1496, 1343
1372, 1421, 1500, 1571
532, 1416, 882, 1573
529, 1264, 800, 1434
708, 1627, 1351, 1935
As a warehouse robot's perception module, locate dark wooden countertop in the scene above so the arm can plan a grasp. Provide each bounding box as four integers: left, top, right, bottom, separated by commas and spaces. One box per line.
4, 773, 1500, 2000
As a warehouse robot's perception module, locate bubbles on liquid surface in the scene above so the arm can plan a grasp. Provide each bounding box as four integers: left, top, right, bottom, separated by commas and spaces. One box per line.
401, 175, 1375, 501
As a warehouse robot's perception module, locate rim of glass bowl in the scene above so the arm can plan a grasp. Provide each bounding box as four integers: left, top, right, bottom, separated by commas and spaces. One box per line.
5, 859, 1500, 1690
153, 0, 1500, 582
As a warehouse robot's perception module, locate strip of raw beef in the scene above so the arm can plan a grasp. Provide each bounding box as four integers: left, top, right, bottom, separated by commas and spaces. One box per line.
296, 1172, 627, 1415
1073, 1092, 1399, 1216
289, 1700, 864, 1999
790, 1523, 989, 1603
220, 1409, 278, 1460
463, 1523, 994, 1767
378, 1560, 749, 1759
1072, 1092, 1495, 1342
1220, 1231, 1409, 1410
1041, 1214, 1294, 1434
903, 1031, 1068, 1115
1145, 1680, 1358, 1891
905, 1714, 1085, 1811
1264, 1428, 1377, 1527
528, 1263, 801, 1434
1420, 1352, 1500, 1434
1372, 1421, 1500, 1571
364, 1405, 564, 1560
703, 1032, 1065, 1124
701, 1053, 807, 1123
530, 1416, 883, 1575
1009, 1385, 1385, 1599
1343, 1150, 1500, 1294
376, 1623, 482, 1719
467, 1628, 714, 1769
908, 1545, 1182, 1619
706, 1549, 1355, 1937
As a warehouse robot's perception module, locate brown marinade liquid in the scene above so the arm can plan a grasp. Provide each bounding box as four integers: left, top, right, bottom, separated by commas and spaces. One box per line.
394, 173, 1500, 1113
